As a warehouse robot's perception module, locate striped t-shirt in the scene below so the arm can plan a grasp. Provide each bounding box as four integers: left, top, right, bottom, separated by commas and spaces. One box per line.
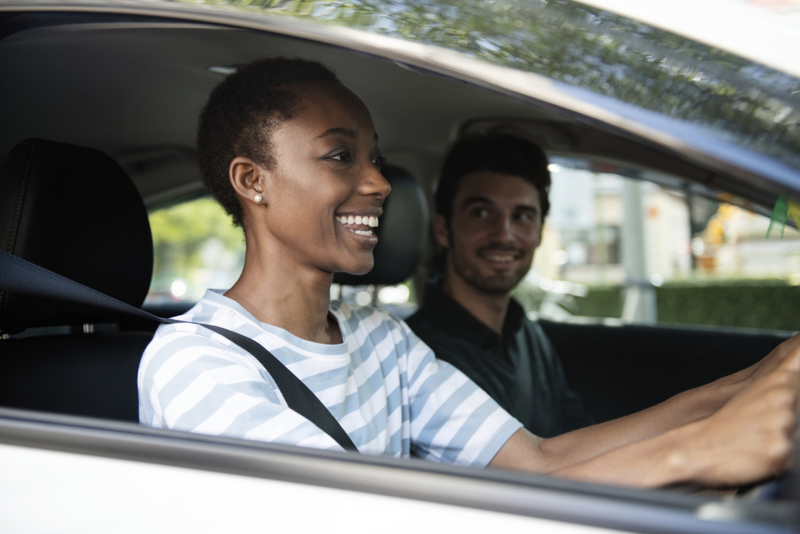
138, 290, 522, 467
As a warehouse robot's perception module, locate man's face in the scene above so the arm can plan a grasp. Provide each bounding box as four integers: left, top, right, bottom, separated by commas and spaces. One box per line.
435, 171, 542, 295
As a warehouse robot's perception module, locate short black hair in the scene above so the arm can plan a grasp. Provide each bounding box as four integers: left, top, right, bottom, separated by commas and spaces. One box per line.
197, 57, 339, 226
435, 134, 551, 222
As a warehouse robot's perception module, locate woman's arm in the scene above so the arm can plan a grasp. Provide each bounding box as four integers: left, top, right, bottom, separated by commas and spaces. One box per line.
529, 370, 742, 467
548, 331, 799, 467
488, 334, 800, 488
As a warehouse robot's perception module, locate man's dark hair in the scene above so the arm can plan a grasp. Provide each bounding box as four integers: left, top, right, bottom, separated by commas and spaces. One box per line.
197, 57, 339, 227
435, 134, 551, 222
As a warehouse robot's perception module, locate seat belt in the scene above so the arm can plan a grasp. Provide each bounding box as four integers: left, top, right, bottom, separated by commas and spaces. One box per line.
0, 250, 358, 452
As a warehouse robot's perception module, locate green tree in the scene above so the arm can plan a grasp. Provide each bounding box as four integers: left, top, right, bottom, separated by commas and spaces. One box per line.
149, 197, 245, 288
180, 0, 800, 170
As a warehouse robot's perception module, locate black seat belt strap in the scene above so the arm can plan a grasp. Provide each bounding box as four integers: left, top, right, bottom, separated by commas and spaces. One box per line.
193, 323, 358, 452
0, 250, 358, 452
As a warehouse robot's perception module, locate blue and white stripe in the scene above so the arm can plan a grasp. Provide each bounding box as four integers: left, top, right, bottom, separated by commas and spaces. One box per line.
138, 290, 521, 467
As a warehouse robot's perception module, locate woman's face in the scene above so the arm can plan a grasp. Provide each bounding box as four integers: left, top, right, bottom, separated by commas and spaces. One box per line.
251, 80, 390, 276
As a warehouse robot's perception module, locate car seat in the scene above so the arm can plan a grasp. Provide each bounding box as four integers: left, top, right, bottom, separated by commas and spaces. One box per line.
0, 138, 428, 422
0, 138, 154, 421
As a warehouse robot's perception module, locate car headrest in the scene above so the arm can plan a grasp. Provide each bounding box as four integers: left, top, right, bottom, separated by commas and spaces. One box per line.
334, 165, 428, 286
0, 139, 153, 330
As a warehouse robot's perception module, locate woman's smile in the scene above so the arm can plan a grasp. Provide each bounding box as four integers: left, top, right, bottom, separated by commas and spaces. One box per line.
336, 208, 382, 241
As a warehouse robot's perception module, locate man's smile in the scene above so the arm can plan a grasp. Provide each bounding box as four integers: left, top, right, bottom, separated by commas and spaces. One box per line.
483, 253, 516, 262
478, 247, 523, 265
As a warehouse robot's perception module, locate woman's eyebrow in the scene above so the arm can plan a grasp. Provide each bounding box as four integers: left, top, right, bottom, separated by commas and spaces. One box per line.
316, 127, 358, 140
316, 128, 380, 142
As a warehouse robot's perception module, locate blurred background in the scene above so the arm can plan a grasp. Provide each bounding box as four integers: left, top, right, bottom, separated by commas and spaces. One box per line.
147, 0, 800, 332
146, 157, 800, 331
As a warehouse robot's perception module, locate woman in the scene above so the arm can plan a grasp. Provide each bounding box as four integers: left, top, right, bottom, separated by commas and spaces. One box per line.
139, 57, 800, 487
138, 58, 521, 465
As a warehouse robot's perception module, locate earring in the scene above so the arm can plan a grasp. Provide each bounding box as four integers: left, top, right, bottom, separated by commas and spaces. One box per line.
254, 194, 263, 203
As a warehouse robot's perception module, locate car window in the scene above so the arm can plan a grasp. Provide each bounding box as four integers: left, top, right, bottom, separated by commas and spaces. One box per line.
206, 0, 800, 182
515, 159, 800, 331
147, 196, 418, 314
146, 197, 245, 304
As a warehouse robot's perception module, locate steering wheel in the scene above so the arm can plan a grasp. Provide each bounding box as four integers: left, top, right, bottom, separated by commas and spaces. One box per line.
736, 470, 799, 501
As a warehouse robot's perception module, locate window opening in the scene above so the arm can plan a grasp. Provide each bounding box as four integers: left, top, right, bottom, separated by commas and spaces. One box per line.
515, 158, 800, 331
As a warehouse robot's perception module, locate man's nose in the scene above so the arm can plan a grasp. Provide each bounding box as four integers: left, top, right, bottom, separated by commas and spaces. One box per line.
490, 214, 515, 243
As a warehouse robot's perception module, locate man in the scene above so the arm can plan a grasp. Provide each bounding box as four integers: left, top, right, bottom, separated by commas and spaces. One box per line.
407, 134, 790, 454
407, 134, 592, 437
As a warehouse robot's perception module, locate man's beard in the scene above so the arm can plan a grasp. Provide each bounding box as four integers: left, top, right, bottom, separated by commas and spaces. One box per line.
450, 246, 530, 295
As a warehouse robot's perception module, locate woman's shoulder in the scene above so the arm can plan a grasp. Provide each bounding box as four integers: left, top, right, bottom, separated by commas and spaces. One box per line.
143, 291, 256, 362
331, 300, 423, 355
331, 299, 404, 329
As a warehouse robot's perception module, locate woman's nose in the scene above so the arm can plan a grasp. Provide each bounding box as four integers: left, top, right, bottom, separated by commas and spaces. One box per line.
362, 165, 392, 198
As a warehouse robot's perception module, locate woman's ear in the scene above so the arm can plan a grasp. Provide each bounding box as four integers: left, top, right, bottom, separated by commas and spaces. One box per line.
229, 157, 268, 206
433, 214, 450, 249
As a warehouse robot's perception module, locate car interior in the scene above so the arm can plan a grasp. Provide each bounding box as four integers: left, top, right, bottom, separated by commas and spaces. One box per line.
0, 9, 796, 500
0, 136, 429, 422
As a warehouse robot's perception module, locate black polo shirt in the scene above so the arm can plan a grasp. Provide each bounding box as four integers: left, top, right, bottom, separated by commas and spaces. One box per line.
406, 287, 594, 438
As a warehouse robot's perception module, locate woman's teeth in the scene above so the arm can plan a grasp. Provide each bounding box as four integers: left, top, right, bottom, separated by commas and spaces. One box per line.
337, 215, 379, 227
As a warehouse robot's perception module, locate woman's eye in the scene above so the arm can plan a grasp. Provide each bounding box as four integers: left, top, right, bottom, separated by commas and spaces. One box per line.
372, 155, 385, 168
329, 151, 352, 163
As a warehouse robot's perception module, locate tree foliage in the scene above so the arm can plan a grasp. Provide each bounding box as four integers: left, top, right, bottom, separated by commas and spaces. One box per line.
179, 0, 800, 171
149, 197, 245, 283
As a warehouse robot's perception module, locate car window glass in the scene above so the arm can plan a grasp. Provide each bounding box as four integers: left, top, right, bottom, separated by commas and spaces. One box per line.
329, 281, 418, 319
147, 196, 418, 312
207, 0, 800, 177
516, 159, 800, 331
146, 197, 245, 304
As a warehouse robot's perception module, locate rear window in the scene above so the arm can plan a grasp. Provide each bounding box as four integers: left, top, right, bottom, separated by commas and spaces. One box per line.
146, 197, 245, 304
146, 197, 417, 315
515, 159, 800, 331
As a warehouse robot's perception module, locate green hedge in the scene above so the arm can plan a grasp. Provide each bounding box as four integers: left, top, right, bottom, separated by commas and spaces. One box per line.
573, 281, 800, 331
515, 280, 800, 331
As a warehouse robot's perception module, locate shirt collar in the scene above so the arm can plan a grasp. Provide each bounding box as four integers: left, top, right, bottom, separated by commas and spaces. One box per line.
421, 284, 525, 351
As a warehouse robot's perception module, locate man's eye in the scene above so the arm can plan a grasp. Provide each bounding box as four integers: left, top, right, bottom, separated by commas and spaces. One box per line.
515, 212, 533, 222
470, 208, 489, 218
